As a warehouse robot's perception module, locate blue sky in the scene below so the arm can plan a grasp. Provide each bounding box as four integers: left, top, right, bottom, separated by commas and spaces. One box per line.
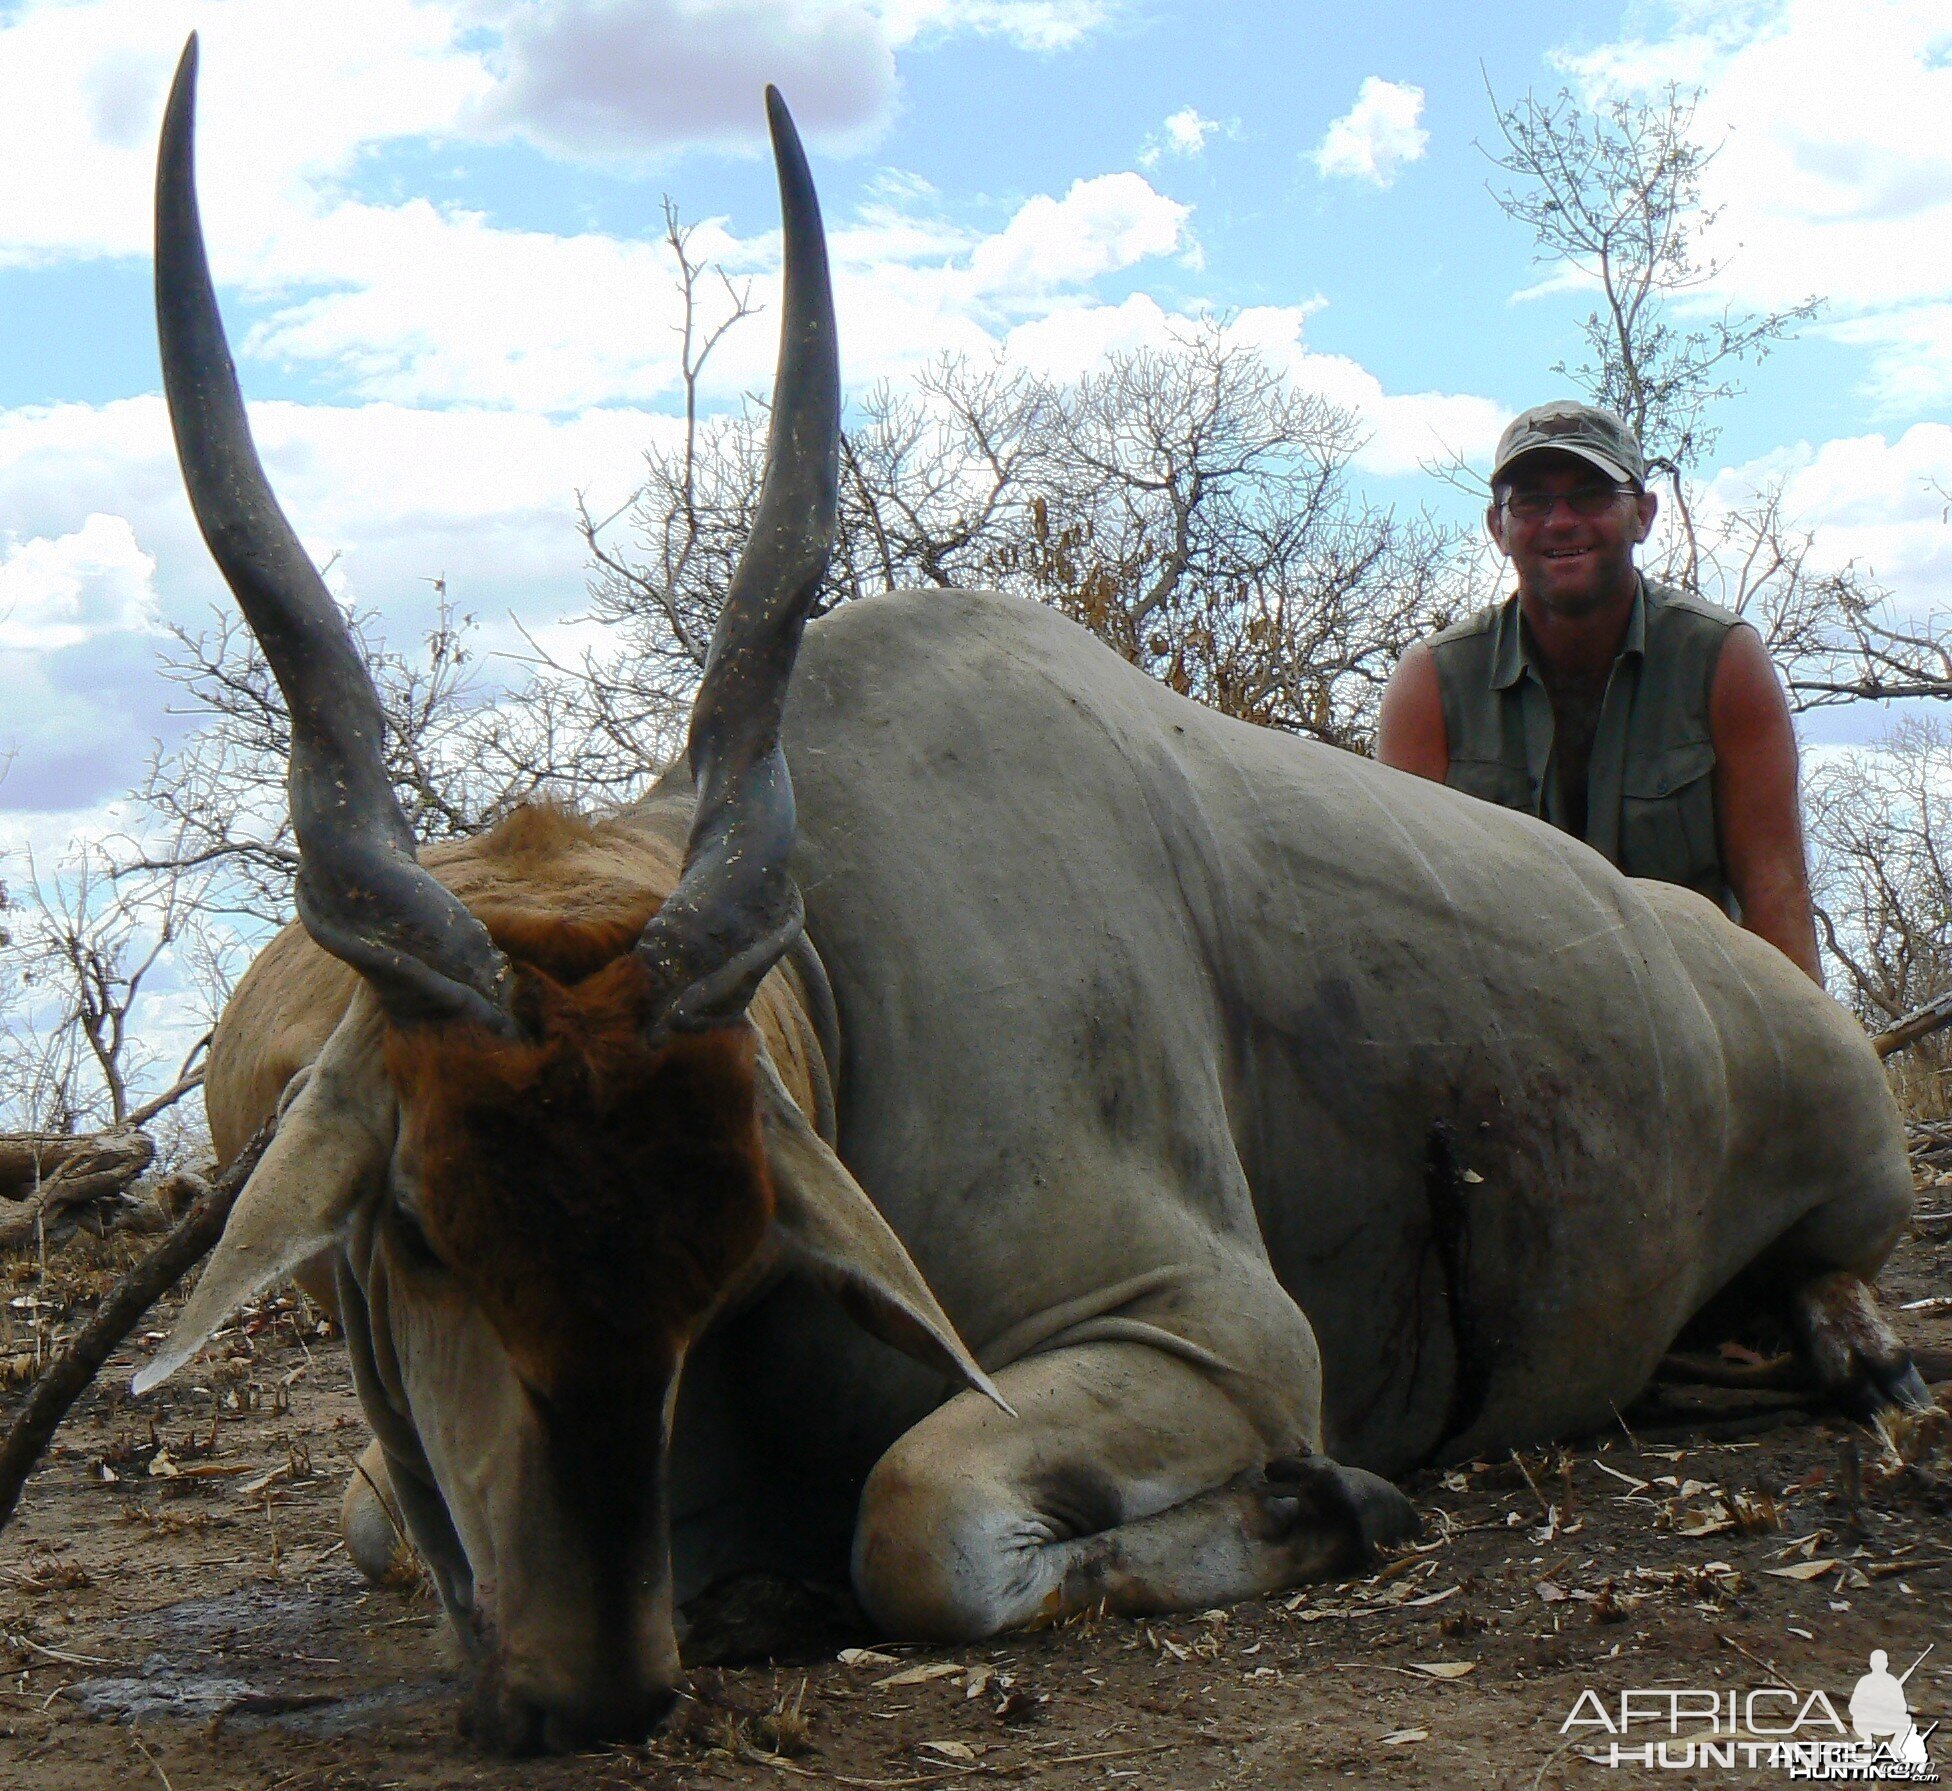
0, 0, 1949, 846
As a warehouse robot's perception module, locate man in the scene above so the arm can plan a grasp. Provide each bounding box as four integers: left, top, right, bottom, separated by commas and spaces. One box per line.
1377, 401, 1823, 983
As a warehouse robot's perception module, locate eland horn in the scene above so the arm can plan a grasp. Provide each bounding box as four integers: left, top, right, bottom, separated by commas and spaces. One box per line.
632, 86, 841, 1038
155, 36, 513, 1033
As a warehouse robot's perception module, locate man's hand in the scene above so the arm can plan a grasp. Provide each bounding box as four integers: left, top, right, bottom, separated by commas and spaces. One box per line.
1710, 624, 1824, 985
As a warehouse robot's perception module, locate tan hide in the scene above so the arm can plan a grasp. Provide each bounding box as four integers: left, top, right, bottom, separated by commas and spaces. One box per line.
755, 1049, 1012, 1416
134, 996, 395, 1396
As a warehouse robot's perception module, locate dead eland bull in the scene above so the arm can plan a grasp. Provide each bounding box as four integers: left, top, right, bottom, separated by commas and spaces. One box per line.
137, 37, 1931, 1754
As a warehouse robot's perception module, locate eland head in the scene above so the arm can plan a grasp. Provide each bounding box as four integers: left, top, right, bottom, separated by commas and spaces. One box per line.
137, 36, 1002, 1752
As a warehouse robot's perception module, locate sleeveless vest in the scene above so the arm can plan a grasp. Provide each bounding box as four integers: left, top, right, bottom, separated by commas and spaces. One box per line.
1427, 577, 1741, 913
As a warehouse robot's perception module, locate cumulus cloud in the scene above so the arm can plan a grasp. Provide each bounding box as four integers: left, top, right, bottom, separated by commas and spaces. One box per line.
1002, 298, 1506, 477
0, 514, 159, 652
476, 0, 897, 159
0, 0, 1123, 251
0, 395, 678, 812
0, 0, 1164, 414
0, 0, 493, 268
1311, 76, 1428, 189
1559, 0, 1952, 414
1138, 105, 1222, 169
478, 0, 1120, 158
225, 167, 1193, 408
965, 174, 1188, 297
0, 631, 172, 809
1707, 423, 1952, 616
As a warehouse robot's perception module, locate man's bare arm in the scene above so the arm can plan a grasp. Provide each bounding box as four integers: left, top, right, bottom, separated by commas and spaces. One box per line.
1709, 625, 1824, 984
1375, 642, 1449, 782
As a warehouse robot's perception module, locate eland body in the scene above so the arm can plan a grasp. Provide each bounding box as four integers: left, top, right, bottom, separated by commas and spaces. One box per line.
144, 39, 1928, 1754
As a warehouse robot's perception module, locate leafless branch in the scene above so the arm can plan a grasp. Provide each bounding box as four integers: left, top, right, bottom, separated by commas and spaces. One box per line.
0, 1122, 271, 1536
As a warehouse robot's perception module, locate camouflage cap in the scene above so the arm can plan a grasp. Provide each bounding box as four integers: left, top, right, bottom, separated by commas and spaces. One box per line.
1491, 401, 1647, 489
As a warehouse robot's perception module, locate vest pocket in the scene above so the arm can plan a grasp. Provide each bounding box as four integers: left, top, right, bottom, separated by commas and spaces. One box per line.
1446, 755, 1538, 816
1619, 739, 1719, 892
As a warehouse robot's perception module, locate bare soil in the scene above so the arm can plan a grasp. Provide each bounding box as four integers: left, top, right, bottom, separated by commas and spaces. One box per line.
0, 1187, 1946, 1791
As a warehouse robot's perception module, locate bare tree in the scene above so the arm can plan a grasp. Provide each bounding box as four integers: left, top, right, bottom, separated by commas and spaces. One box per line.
0, 847, 206, 1132
1016, 326, 1475, 746
1485, 84, 1818, 579
567, 204, 766, 765
131, 586, 657, 929
1478, 81, 1933, 701
585, 316, 1478, 753
836, 355, 1062, 598
0, 846, 219, 1246
1806, 718, 1952, 1113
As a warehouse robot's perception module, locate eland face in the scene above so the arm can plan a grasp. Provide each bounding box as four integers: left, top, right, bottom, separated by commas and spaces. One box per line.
138, 37, 1000, 1751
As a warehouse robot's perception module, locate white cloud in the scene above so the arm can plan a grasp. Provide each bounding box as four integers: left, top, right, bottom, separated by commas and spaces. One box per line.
479, 0, 1121, 159
1311, 77, 1429, 189
237, 168, 1194, 410
476, 0, 897, 160
874, 0, 1116, 53
0, 395, 677, 810
1139, 105, 1222, 169
0, 514, 159, 652
1003, 298, 1506, 478
1219, 308, 1506, 477
964, 174, 1188, 298
0, 1, 1171, 414
1560, 0, 1952, 414
0, 0, 1121, 254
241, 200, 723, 411
0, 0, 493, 269
1706, 423, 1952, 620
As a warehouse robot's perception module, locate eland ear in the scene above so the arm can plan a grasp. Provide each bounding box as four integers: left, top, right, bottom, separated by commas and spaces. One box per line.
755, 1051, 1013, 1416
134, 997, 395, 1395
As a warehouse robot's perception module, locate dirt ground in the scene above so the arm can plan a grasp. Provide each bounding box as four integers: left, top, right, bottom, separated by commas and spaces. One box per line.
0, 1181, 1946, 1791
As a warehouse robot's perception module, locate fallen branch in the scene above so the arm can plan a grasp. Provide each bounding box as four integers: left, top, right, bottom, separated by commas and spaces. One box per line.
1654, 1351, 1800, 1391
0, 1121, 271, 1536
0, 1132, 156, 1251
1874, 989, 1952, 1059
0, 1135, 103, 1193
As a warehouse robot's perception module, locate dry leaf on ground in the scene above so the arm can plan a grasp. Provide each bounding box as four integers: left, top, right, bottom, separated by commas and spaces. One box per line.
838, 1648, 900, 1668
875, 1661, 966, 1688
1765, 1559, 1840, 1581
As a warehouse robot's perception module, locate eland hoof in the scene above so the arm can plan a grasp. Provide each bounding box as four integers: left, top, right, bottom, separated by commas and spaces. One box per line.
1263, 1453, 1420, 1568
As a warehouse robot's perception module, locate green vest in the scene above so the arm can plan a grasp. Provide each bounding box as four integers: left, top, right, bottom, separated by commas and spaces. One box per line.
1428, 577, 1741, 913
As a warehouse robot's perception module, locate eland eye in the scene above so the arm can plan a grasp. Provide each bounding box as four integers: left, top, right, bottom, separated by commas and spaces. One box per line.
388, 1196, 445, 1268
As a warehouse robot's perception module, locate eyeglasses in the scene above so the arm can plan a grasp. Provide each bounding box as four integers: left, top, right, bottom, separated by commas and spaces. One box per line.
1498, 485, 1635, 522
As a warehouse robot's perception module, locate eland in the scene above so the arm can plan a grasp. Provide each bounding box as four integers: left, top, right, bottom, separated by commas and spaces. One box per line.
137, 37, 1931, 1754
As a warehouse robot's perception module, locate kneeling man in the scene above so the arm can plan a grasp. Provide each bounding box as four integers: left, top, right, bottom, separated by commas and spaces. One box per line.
1378, 401, 1822, 982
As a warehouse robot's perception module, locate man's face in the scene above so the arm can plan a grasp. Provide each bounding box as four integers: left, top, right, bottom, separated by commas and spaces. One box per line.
1485, 450, 1658, 619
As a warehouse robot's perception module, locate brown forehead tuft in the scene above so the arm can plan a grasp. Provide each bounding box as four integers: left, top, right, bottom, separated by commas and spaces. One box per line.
383, 974, 775, 1377
424, 802, 689, 986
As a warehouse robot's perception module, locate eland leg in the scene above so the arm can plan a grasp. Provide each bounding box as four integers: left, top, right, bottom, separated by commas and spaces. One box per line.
342, 1436, 418, 1585
850, 1340, 1415, 1643
1788, 1270, 1937, 1419
1761, 1167, 1938, 1418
